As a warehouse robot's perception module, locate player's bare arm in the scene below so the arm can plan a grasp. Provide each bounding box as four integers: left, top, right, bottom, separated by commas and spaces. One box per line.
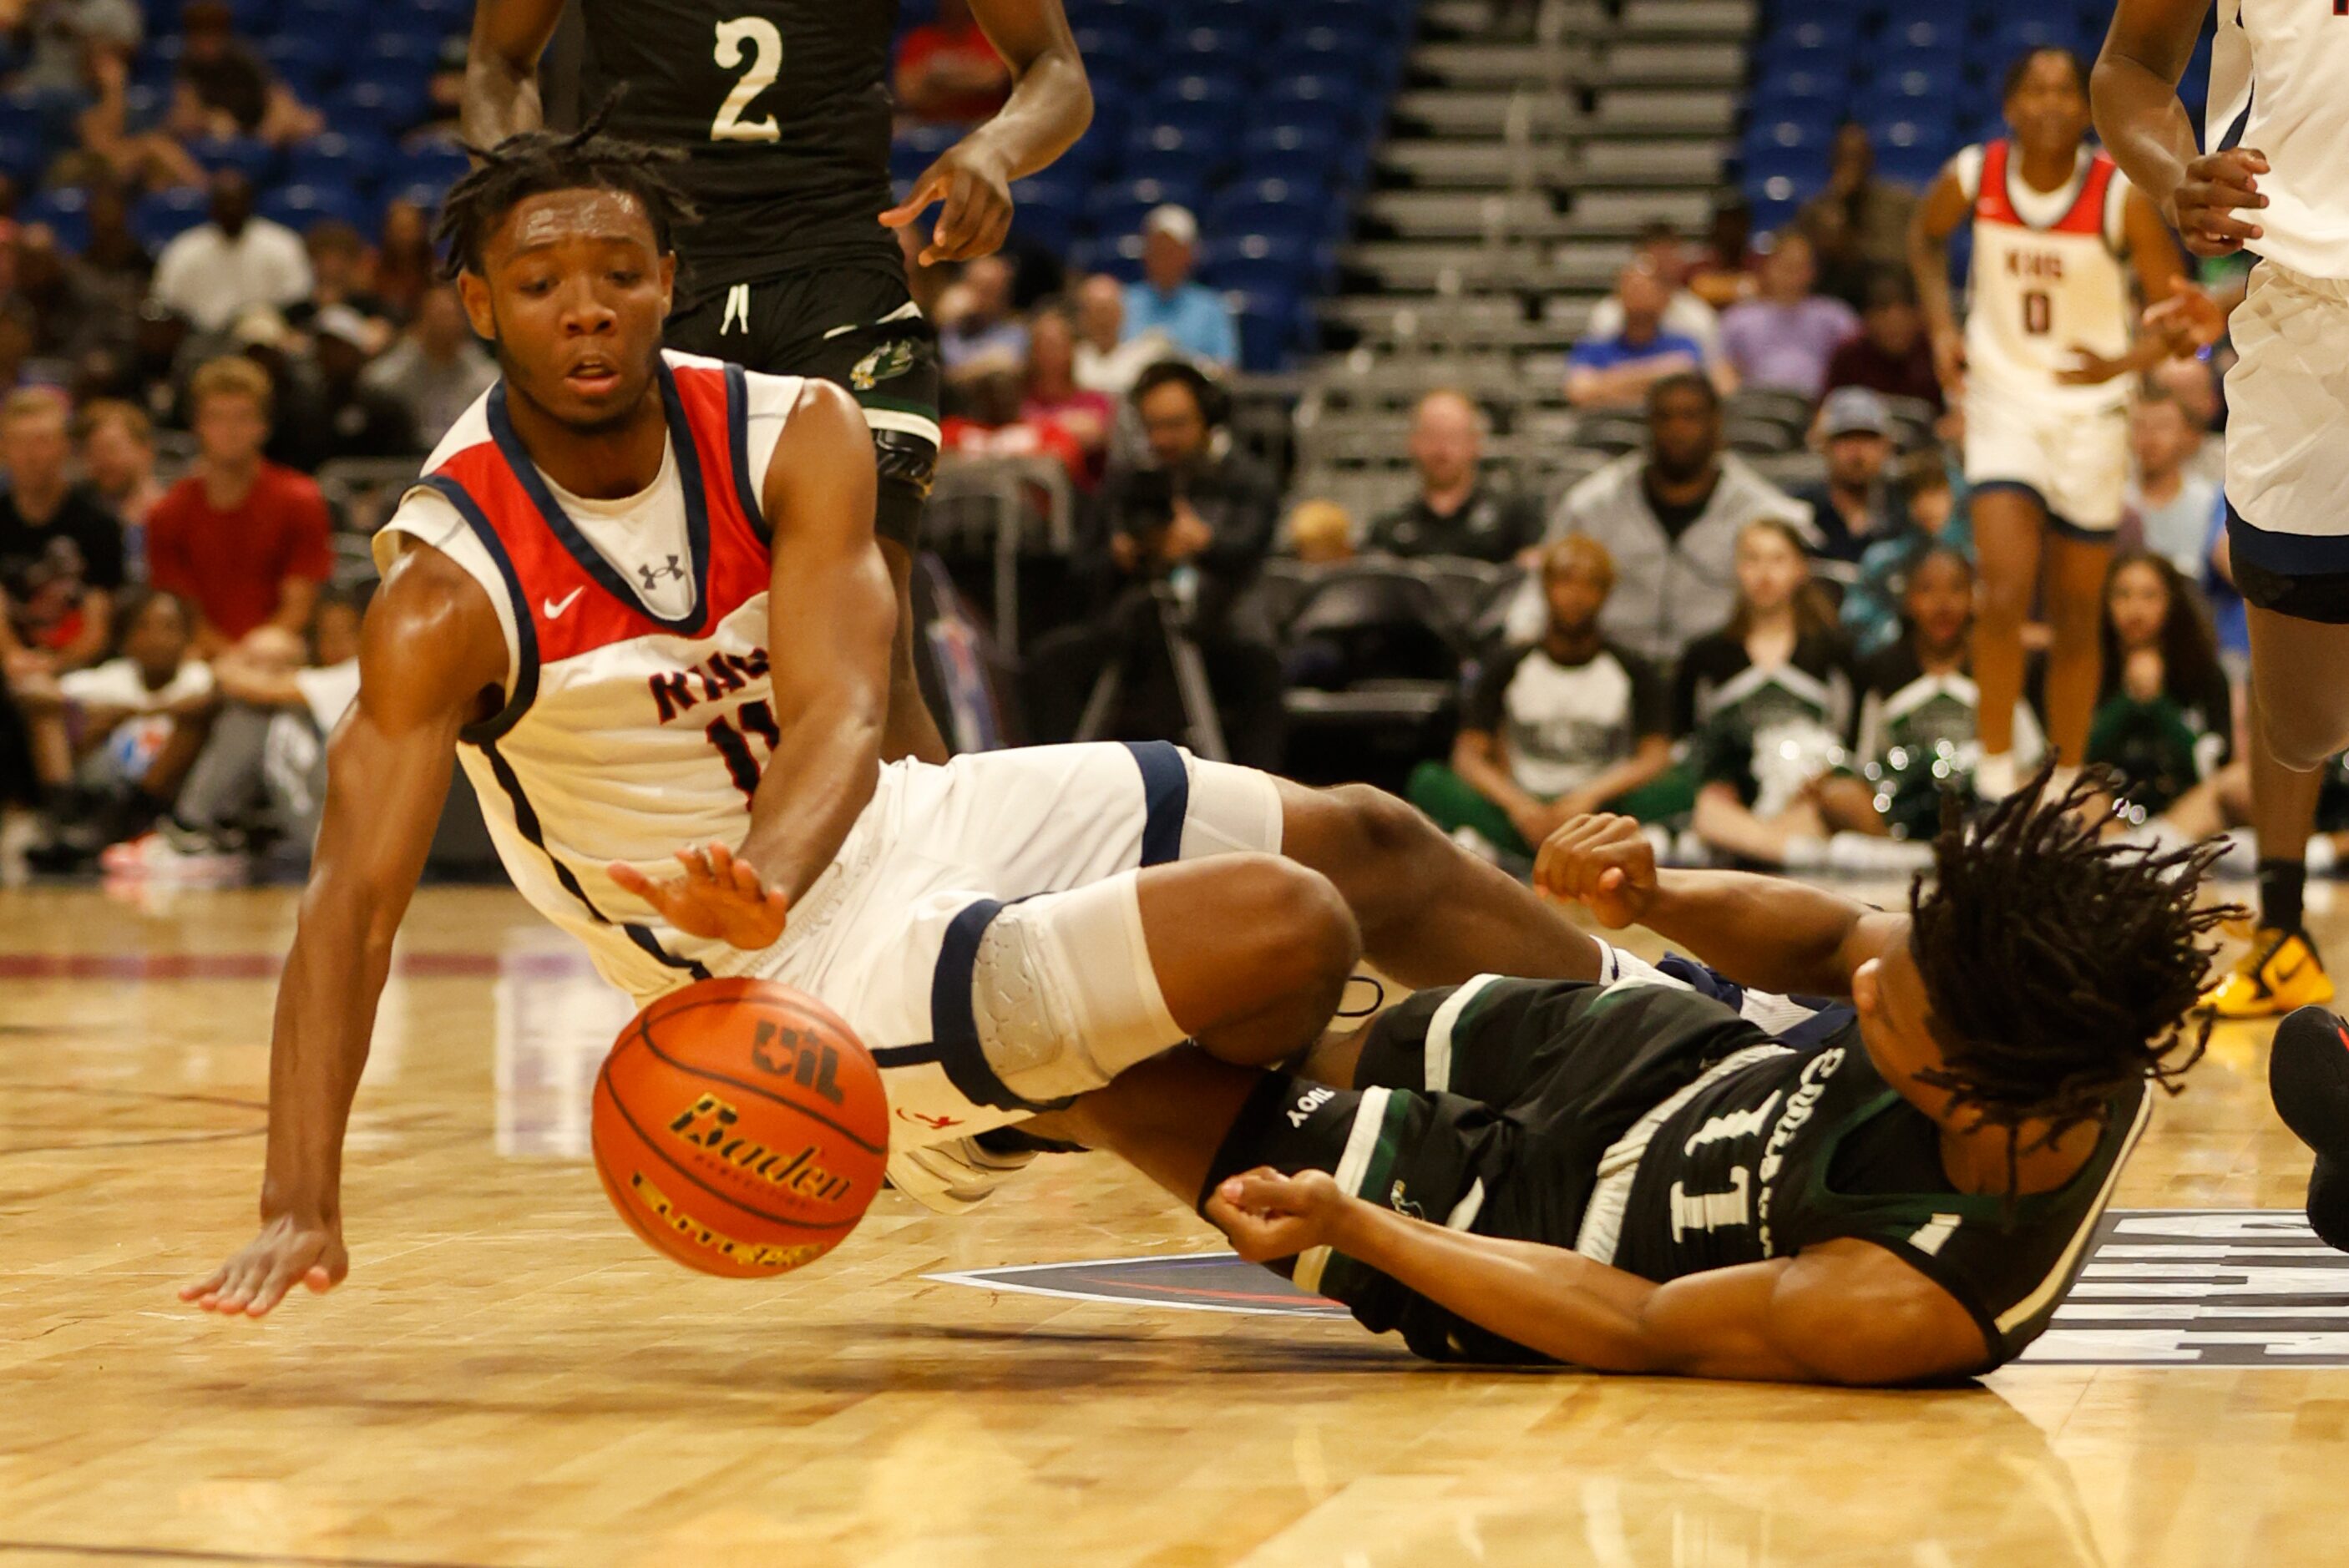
1209, 1169, 1987, 1384
1535, 812, 1906, 998
2093, 0, 2269, 256
609, 381, 890, 948
1907, 168, 1972, 396
180, 542, 509, 1317
461, 0, 566, 147
878, 0, 1091, 264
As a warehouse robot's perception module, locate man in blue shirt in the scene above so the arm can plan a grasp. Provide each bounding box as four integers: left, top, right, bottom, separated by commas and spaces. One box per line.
1567, 264, 1719, 408
1122, 205, 1237, 370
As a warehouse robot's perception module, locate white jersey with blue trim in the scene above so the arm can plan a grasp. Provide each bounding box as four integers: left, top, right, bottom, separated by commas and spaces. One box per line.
373, 351, 809, 999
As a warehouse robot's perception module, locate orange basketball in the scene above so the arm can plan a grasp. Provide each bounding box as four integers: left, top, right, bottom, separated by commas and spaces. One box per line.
593, 977, 889, 1278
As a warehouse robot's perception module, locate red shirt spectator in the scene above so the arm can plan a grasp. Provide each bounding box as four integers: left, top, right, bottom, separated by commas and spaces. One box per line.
146, 357, 332, 651
894, 0, 1010, 123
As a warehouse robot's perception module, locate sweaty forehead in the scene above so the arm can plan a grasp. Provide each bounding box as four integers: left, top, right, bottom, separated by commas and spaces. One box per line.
491, 189, 656, 261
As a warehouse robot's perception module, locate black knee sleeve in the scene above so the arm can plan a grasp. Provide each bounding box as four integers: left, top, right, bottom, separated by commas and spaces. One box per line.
872, 430, 937, 547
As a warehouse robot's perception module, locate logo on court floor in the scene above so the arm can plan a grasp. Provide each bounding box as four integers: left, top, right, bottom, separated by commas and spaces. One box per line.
930, 1211, 2349, 1366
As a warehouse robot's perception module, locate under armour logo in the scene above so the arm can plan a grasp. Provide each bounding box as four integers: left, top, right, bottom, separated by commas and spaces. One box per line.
637, 554, 686, 589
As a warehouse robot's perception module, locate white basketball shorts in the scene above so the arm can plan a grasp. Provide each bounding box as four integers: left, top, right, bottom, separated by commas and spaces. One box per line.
2222, 260, 2349, 589
1963, 385, 2129, 535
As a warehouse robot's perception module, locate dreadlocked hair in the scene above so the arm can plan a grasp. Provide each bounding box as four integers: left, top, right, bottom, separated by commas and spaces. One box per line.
431, 94, 699, 281
1907, 761, 2240, 1188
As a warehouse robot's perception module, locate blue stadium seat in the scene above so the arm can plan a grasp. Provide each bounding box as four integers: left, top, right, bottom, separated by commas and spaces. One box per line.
260, 183, 367, 235
397, 139, 471, 193
1743, 114, 1839, 161
330, 77, 429, 134
1231, 286, 1304, 373
1200, 232, 1324, 292
1754, 23, 1853, 77
188, 135, 280, 186
1061, 0, 1162, 44
364, 31, 441, 83
261, 36, 337, 99
1748, 68, 1849, 119
1087, 176, 1209, 238
1069, 28, 1140, 90
1166, 27, 1248, 73
1121, 123, 1231, 185
1209, 178, 1334, 242
1854, 66, 1964, 122
288, 132, 387, 193
1876, 17, 1966, 57
0, 134, 41, 185
1288, 0, 1410, 41
132, 187, 211, 250
1241, 121, 1344, 178
1265, 74, 1374, 133
384, 179, 454, 219
1151, 73, 1249, 120
1008, 177, 1081, 251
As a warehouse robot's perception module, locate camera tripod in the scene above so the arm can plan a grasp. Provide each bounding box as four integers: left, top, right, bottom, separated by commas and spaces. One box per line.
1071, 577, 1231, 763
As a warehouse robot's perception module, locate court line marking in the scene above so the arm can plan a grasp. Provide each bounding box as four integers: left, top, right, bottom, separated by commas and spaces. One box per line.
927, 1252, 1349, 1317
0, 1542, 526, 1568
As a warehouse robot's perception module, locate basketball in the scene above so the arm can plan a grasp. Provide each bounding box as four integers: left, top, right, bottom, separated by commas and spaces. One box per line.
592, 978, 889, 1278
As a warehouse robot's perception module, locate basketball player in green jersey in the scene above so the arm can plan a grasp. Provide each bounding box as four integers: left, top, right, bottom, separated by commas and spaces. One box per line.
1040, 773, 2229, 1382
466, 0, 1091, 766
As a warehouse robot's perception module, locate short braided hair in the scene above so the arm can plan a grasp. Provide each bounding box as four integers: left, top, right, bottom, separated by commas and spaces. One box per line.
1907, 765, 2237, 1174
432, 97, 699, 281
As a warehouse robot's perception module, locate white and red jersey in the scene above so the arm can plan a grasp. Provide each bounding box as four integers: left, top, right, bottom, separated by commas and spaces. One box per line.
375, 351, 805, 998
2210, 0, 2349, 281
1953, 140, 2135, 413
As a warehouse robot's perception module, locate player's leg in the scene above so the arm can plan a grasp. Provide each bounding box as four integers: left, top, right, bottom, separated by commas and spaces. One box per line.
875, 536, 949, 765
2042, 528, 2114, 771
1274, 776, 1605, 988
1968, 483, 2046, 795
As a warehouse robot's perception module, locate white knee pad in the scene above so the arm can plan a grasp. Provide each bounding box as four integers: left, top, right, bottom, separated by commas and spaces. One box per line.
969, 872, 1186, 1104
1182, 756, 1285, 857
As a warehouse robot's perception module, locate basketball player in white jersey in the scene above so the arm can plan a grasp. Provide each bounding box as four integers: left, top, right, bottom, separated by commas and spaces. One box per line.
178, 125, 1600, 1318
2096, 0, 2349, 1249
1910, 48, 2186, 803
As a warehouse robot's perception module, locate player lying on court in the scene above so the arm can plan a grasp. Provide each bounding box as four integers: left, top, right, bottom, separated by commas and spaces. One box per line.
1038, 773, 2230, 1383
180, 123, 1597, 1316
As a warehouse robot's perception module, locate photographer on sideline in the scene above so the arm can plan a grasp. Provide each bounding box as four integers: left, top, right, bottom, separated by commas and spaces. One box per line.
1024, 361, 1285, 766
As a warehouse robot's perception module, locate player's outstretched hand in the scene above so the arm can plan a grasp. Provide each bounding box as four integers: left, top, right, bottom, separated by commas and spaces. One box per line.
2056, 346, 2134, 387
879, 140, 1014, 266
2170, 148, 2268, 257
610, 842, 789, 951
180, 1211, 347, 1317
1532, 812, 1657, 929
2144, 287, 2230, 357
1207, 1167, 1349, 1263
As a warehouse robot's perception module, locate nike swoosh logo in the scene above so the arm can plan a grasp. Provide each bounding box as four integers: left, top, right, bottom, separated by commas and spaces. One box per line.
542, 588, 585, 619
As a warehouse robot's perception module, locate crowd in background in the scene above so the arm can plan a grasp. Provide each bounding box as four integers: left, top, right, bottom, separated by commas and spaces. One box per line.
0, 1, 2276, 890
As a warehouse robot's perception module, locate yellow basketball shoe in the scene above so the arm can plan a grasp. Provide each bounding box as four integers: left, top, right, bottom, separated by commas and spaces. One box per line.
2202, 928, 2337, 1019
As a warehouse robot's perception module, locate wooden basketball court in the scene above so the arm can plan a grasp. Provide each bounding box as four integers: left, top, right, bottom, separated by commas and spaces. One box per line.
1, 880, 2341, 1567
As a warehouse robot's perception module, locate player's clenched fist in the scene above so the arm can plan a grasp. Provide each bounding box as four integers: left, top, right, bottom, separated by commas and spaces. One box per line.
1532, 813, 1658, 930
2169, 148, 2269, 257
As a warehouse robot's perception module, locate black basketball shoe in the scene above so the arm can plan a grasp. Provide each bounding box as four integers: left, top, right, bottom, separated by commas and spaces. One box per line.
2268, 1005, 2349, 1252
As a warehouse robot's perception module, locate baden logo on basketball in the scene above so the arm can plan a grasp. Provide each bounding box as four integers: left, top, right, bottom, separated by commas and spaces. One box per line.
629, 1170, 828, 1272
666, 1093, 858, 1205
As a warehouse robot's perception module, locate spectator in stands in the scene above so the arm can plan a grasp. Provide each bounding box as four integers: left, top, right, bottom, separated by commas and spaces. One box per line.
292, 305, 419, 465
1020, 302, 1113, 482
172, 586, 363, 862
1566, 264, 1730, 409
287, 221, 393, 341
1789, 387, 1907, 564
76, 398, 160, 557
1073, 271, 1166, 397
1798, 124, 1920, 309
361, 285, 496, 445
1841, 449, 1972, 658
1283, 498, 1354, 564
1823, 268, 1943, 412
0, 387, 125, 674
13, 223, 114, 365
939, 367, 1088, 484
13, 585, 211, 829
79, 181, 150, 304
119, 298, 192, 428
1688, 192, 1758, 308
2153, 352, 2226, 492
2127, 387, 2220, 579
1676, 519, 1900, 871
149, 170, 313, 335
15, 0, 142, 94
1124, 205, 1237, 372
1409, 535, 1681, 863
168, 0, 319, 146
145, 357, 332, 658
1539, 372, 1813, 666
939, 253, 1029, 383
2088, 551, 2233, 822
372, 200, 437, 322
1368, 388, 1541, 564
1585, 223, 1725, 366
73, 41, 203, 192
1717, 232, 1856, 401
0, 295, 37, 391
1024, 361, 1283, 766
894, 0, 1012, 124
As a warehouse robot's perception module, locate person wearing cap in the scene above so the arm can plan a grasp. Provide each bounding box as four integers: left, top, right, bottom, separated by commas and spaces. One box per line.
293, 304, 418, 467
1716, 231, 1859, 401
1789, 387, 1911, 565
149, 169, 312, 335
1121, 205, 1238, 371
